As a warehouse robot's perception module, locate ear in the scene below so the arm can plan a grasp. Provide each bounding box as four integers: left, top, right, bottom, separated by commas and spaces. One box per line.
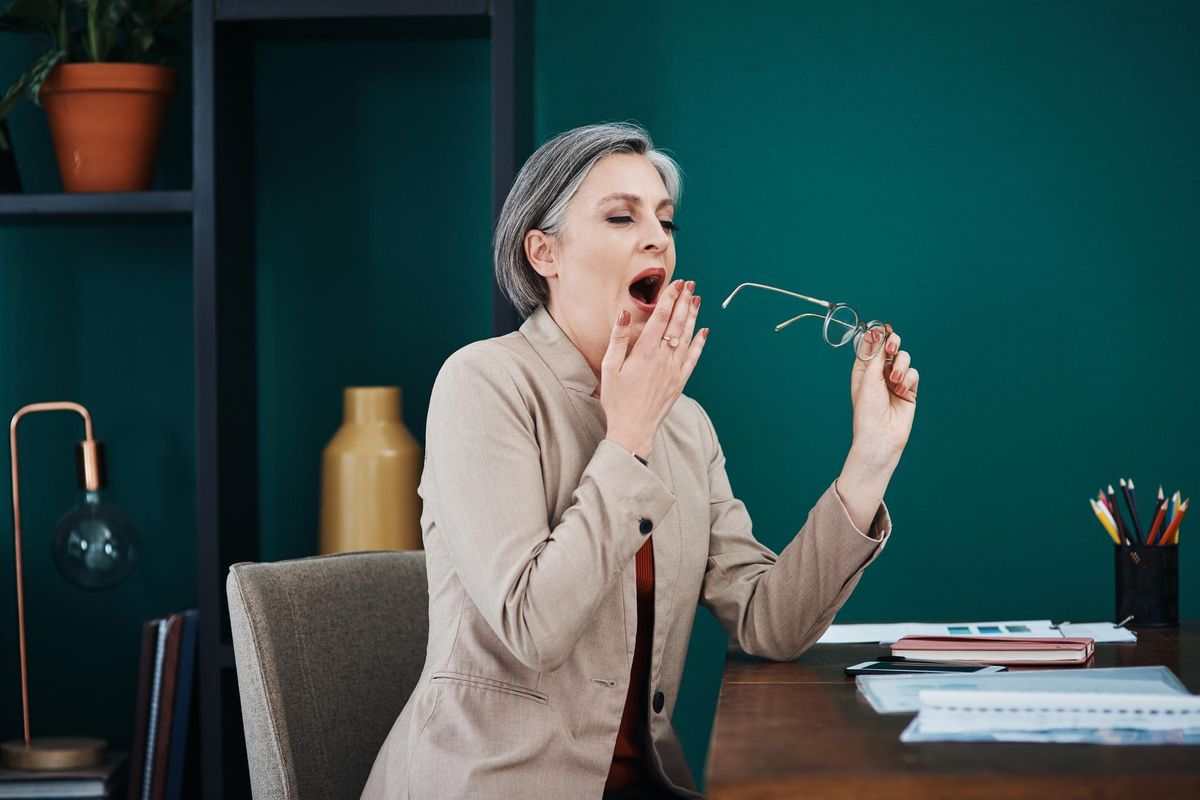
524, 229, 558, 279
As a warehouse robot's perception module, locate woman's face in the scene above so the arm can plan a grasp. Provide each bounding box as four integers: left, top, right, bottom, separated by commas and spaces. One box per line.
530, 152, 677, 350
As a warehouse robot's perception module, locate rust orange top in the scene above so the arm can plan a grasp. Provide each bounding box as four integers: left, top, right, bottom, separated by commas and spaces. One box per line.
605, 536, 655, 791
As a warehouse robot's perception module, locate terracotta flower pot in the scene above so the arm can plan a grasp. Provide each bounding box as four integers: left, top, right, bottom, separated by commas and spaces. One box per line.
39, 63, 178, 193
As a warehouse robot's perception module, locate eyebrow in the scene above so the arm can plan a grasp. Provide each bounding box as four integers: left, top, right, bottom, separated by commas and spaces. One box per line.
596, 192, 674, 212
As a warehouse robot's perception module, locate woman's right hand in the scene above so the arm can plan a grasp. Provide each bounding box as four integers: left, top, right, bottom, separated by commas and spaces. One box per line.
601, 278, 708, 458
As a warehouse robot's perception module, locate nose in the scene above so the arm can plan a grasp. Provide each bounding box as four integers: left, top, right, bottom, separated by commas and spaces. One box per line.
641, 218, 671, 252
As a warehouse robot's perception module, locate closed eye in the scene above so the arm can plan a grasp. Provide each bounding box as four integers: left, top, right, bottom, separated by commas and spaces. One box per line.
607, 215, 680, 233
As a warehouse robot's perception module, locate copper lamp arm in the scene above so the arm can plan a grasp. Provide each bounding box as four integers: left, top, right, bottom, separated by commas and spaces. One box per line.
8, 402, 100, 748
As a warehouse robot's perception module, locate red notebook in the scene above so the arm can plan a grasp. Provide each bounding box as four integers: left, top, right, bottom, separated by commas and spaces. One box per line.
890, 635, 1095, 665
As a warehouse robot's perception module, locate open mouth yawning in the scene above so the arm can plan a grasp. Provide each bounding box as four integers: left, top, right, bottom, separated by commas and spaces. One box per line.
628, 268, 666, 312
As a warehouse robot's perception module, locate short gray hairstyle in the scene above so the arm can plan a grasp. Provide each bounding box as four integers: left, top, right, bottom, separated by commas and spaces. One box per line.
493, 122, 683, 318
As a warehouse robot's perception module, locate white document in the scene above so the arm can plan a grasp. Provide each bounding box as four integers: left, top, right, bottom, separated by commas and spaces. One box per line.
857, 665, 1188, 714
817, 620, 1057, 644
1057, 622, 1138, 642
901, 689, 1200, 744
818, 619, 1137, 645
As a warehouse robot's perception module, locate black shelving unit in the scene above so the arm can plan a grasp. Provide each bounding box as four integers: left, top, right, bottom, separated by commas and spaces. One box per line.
0, 190, 192, 217
0, 4, 527, 792
190, 2, 530, 797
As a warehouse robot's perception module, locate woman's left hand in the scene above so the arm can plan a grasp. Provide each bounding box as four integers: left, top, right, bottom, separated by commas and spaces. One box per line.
849, 324, 917, 460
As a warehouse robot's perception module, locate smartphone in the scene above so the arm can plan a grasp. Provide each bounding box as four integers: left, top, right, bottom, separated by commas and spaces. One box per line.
844, 660, 1008, 676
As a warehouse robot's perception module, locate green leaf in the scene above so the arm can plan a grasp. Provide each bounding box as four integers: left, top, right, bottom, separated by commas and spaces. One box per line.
129, 23, 152, 57
0, 73, 29, 122
25, 46, 65, 105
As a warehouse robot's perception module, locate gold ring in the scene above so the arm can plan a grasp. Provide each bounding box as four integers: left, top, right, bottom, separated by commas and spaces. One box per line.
663, 335, 680, 347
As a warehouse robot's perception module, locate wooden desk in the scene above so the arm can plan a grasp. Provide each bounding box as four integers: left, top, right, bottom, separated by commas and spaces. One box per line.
706, 622, 1200, 799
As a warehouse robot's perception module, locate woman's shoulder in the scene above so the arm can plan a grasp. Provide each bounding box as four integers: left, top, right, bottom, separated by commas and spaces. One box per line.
434, 331, 539, 396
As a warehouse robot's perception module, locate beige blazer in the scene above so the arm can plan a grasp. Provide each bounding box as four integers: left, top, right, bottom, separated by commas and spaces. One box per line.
361, 305, 892, 800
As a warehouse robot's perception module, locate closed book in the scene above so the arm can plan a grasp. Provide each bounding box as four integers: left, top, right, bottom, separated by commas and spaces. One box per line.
137, 618, 172, 800
149, 614, 184, 800
127, 619, 160, 800
891, 635, 1095, 665
0, 752, 128, 798
163, 610, 198, 800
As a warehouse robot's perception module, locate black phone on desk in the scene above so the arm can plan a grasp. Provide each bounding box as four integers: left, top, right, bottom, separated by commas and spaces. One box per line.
845, 660, 1008, 676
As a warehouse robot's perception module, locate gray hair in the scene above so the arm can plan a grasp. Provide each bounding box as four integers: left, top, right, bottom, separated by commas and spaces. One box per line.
493, 122, 683, 318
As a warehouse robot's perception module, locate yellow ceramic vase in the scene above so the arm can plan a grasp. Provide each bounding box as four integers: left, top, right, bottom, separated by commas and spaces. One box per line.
319, 387, 423, 553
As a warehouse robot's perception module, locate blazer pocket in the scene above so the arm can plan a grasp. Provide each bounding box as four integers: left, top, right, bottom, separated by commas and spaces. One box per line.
429, 671, 549, 705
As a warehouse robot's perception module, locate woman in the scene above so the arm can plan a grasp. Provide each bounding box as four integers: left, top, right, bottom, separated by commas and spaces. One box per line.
362, 123, 917, 800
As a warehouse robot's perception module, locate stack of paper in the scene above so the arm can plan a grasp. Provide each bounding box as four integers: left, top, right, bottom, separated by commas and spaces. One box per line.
901, 689, 1200, 745
857, 665, 1189, 714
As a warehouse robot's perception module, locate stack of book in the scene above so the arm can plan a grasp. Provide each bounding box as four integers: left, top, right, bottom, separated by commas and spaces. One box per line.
0, 609, 197, 800
890, 635, 1095, 665
128, 609, 199, 800
0, 754, 128, 799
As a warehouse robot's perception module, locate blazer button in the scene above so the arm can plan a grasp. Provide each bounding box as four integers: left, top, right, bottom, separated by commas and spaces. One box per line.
638, 517, 653, 535
653, 691, 665, 713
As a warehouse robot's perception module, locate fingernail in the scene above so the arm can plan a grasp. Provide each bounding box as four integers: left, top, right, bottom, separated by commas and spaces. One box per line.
673, 279, 684, 290
692, 295, 701, 309
686, 280, 696, 292
891, 371, 900, 382
619, 310, 630, 325
702, 327, 710, 338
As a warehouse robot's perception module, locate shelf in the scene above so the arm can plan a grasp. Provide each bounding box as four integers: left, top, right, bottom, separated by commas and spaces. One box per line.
0, 190, 193, 219
215, 0, 489, 22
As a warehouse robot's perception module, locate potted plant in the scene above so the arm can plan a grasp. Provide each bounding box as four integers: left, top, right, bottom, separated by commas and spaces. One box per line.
0, 1, 190, 192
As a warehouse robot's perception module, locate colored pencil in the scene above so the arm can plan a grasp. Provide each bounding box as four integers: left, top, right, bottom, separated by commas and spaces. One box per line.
1146, 493, 1168, 545
1096, 494, 1119, 532
1166, 490, 1181, 541
1162, 497, 1188, 545
1108, 484, 1130, 544
1128, 478, 1145, 542
1090, 498, 1121, 544
1121, 478, 1144, 544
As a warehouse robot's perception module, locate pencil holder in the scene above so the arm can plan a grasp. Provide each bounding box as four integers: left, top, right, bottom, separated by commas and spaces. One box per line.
1115, 545, 1179, 627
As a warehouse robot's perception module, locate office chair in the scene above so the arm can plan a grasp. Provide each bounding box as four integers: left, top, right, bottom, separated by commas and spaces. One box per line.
227, 551, 428, 799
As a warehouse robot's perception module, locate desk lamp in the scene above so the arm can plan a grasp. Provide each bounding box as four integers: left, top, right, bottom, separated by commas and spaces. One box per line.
1, 402, 139, 769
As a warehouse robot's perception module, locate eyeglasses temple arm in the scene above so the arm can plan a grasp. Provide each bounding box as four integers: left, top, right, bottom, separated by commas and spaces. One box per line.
722, 282, 833, 309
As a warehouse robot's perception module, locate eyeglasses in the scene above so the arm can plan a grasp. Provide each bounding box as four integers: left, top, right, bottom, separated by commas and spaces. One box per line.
721, 282, 892, 362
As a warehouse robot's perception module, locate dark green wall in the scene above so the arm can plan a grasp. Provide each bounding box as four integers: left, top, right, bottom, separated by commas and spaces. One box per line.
537, 0, 1199, 783
3, 1, 1198, 792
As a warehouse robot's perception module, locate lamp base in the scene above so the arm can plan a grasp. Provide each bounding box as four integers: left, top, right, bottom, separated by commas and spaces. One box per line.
0, 737, 107, 769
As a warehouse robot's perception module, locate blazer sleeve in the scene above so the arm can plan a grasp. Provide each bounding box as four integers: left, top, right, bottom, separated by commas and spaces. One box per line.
695, 402, 892, 661
423, 345, 678, 673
